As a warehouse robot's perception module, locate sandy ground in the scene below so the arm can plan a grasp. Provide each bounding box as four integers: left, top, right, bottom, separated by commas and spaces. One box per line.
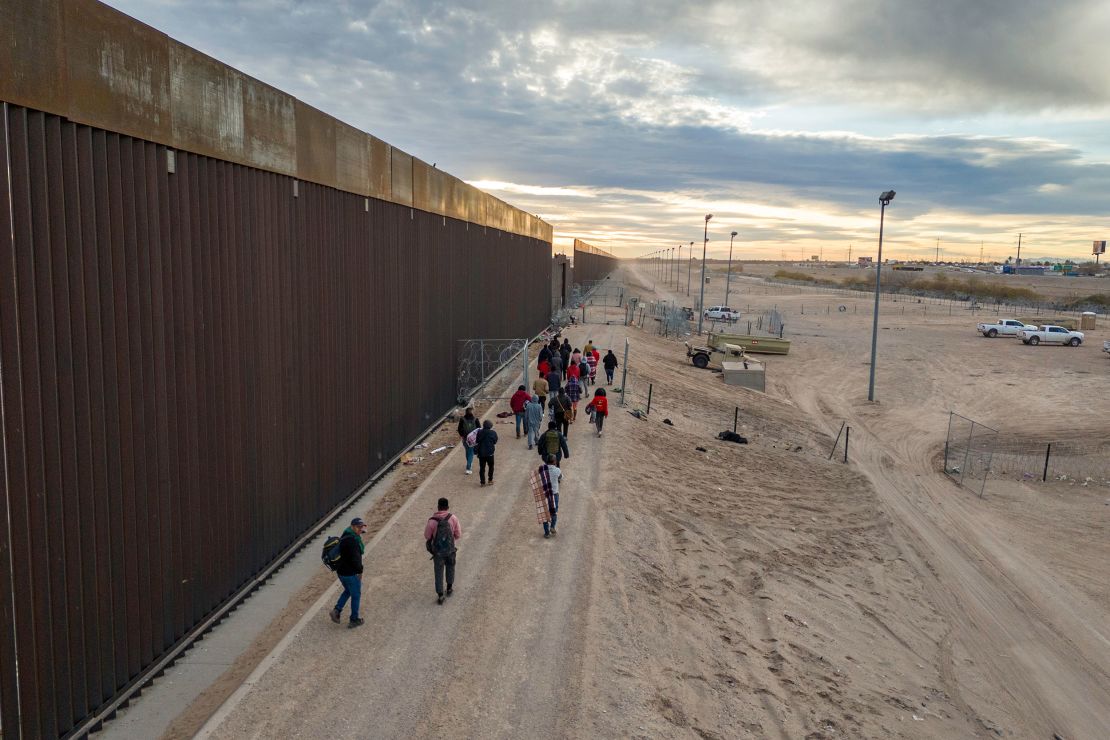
196, 264, 1108, 739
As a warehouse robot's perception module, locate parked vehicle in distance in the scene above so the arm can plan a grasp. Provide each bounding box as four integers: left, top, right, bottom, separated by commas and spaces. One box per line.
1103, 340, 1110, 356
977, 319, 1036, 338
703, 306, 740, 321
1018, 325, 1085, 346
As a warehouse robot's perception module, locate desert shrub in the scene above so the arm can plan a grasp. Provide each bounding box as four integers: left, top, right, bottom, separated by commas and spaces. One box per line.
774, 270, 815, 282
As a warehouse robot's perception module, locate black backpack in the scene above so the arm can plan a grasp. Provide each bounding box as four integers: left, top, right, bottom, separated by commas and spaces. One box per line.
322, 534, 347, 571
427, 515, 456, 557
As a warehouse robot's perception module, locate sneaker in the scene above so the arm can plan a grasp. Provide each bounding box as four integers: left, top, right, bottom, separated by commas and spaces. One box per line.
437, 594, 445, 605
528, 445, 533, 450
446, 586, 454, 597
488, 477, 494, 484
544, 531, 550, 539
348, 617, 365, 628
551, 527, 557, 536
329, 608, 340, 624
480, 481, 485, 487
465, 470, 472, 475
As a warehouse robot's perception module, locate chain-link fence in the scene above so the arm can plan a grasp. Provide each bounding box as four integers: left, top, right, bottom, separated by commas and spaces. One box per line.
986, 438, 1110, 486
456, 338, 530, 402
944, 412, 1110, 493
943, 412, 997, 497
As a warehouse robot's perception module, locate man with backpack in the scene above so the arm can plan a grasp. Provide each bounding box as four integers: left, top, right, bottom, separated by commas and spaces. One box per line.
457, 407, 480, 475
424, 498, 462, 605
329, 517, 368, 628
551, 389, 572, 437
537, 420, 570, 466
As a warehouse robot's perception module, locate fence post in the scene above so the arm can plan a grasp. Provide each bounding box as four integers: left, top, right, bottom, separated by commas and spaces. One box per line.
523, 339, 529, 389
619, 338, 629, 406
843, 426, 849, 463
734, 406, 739, 433
829, 421, 845, 460
646, 384, 653, 415
960, 419, 975, 487
943, 411, 953, 472
1042, 443, 1051, 482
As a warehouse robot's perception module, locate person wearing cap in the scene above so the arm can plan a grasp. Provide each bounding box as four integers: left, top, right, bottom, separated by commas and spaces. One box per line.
424, 498, 463, 604
456, 406, 480, 475
329, 517, 368, 628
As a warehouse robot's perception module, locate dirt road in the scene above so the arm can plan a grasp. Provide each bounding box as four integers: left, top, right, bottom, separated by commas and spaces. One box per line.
201, 323, 625, 739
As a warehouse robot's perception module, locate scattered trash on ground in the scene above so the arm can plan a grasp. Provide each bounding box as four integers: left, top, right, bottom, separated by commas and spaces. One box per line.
430, 445, 449, 455
412, 442, 429, 450
663, 418, 674, 426
627, 409, 647, 419
718, 430, 748, 444
496, 411, 513, 418
695, 446, 708, 452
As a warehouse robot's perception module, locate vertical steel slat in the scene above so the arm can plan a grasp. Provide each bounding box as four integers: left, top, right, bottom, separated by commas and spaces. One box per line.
57, 116, 95, 723
76, 123, 116, 705
91, 127, 129, 697
25, 108, 70, 738
0, 100, 29, 740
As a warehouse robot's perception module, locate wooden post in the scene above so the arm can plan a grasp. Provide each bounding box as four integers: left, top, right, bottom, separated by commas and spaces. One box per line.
647, 384, 653, 415
733, 406, 739, 433
843, 426, 850, 463
1042, 443, 1051, 482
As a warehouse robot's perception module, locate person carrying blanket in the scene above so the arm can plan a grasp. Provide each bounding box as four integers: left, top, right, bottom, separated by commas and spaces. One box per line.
529, 455, 562, 538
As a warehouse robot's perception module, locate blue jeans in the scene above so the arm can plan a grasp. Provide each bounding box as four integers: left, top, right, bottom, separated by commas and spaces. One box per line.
464, 444, 475, 470
515, 412, 525, 436
543, 494, 560, 535
335, 574, 361, 620
526, 423, 539, 448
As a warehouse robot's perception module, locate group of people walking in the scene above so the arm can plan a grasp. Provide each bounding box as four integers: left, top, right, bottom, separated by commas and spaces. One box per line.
327, 333, 618, 620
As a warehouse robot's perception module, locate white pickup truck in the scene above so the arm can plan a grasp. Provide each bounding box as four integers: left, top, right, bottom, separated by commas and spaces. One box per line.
1104, 340, 1110, 356
977, 319, 1036, 337
1018, 325, 1085, 346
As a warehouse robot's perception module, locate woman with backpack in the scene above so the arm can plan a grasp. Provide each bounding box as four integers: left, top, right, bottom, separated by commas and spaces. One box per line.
585, 388, 609, 437
457, 407, 480, 475
474, 420, 498, 486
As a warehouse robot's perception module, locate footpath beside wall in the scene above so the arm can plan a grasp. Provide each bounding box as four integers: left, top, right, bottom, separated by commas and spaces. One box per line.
0, 3, 552, 737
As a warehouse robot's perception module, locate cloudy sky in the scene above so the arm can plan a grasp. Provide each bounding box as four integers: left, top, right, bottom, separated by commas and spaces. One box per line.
108, 0, 1110, 262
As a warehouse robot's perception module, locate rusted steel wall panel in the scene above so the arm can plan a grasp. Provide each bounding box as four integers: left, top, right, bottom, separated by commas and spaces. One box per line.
573, 239, 619, 285
0, 0, 549, 240
63, 0, 172, 146
0, 103, 552, 738
390, 147, 414, 207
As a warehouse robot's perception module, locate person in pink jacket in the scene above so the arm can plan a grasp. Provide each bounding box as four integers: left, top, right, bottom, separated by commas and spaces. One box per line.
424, 498, 463, 604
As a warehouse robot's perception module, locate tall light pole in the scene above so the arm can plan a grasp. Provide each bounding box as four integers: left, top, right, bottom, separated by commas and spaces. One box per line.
696, 214, 713, 334
724, 230, 737, 308
687, 241, 693, 296
867, 190, 896, 402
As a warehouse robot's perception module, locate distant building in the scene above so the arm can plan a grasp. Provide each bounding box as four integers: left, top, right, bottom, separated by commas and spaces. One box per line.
857, 256, 873, 267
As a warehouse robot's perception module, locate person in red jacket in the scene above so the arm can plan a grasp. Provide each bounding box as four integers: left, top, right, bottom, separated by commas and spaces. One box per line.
585, 388, 609, 437
510, 385, 531, 439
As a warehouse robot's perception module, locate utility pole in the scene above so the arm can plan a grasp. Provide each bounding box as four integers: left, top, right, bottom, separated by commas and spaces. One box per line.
687, 241, 693, 296
848, 244, 852, 264
1016, 233, 1022, 266
979, 241, 984, 265
697, 214, 713, 334
725, 231, 737, 308
935, 238, 940, 264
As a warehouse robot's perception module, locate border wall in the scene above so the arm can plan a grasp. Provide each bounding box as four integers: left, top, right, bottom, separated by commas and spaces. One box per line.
573, 238, 618, 286
0, 3, 551, 737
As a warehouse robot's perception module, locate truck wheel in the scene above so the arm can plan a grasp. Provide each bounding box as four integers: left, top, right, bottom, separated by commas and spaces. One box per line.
692, 353, 709, 369
1068, 337, 1080, 346
987, 328, 998, 337
1029, 336, 1039, 345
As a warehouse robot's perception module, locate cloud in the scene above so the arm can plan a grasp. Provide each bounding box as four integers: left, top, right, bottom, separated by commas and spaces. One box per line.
101, 0, 1110, 259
